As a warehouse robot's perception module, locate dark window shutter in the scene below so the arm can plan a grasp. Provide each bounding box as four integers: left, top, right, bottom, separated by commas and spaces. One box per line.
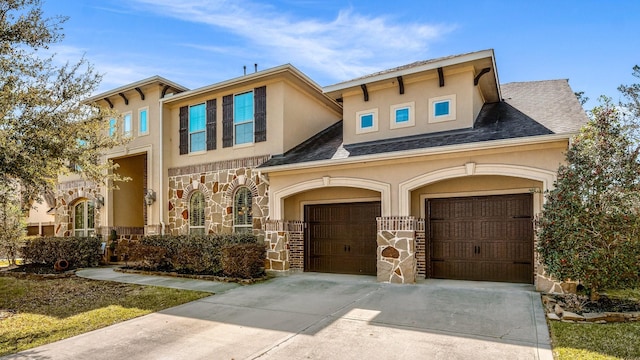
179, 106, 188, 155
254, 86, 266, 142
222, 94, 233, 148
206, 99, 217, 150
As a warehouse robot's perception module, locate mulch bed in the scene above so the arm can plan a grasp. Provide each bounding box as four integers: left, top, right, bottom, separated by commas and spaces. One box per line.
546, 293, 640, 314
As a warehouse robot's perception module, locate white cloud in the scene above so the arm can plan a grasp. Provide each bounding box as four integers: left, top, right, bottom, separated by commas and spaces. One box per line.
128, 0, 452, 82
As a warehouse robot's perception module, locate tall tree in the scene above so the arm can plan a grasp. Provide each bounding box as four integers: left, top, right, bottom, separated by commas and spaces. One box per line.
0, 0, 124, 206
537, 92, 640, 298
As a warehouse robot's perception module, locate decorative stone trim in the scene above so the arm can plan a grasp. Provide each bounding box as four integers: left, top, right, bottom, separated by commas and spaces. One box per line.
54, 181, 101, 237
225, 175, 259, 199
377, 216, 417, 284
168, 155, 271, 176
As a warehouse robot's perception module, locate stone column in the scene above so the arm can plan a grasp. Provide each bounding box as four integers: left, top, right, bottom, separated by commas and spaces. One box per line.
376, 217, 417, 284
262, 220, 304, 272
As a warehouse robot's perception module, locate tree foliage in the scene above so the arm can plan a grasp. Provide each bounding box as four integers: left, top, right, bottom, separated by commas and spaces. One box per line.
0, 0, 125, 206
537, 84, 640, 295
0, 181, 24, 264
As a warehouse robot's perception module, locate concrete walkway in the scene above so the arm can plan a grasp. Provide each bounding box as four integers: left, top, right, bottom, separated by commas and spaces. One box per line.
75, 267, 241, 293
3, 270, 552, 360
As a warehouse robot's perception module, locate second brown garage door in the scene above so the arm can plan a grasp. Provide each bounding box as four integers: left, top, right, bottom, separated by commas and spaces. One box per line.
305, 202, 380, 275
427, 194, 533, 283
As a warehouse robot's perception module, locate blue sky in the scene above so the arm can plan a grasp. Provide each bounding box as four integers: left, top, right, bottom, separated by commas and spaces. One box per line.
42, 0, 639, 109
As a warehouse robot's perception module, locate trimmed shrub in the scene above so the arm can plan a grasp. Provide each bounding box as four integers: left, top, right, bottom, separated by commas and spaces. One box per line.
21, 237, 102, 268
221, 243, 266, 278
123, 233, 265, 278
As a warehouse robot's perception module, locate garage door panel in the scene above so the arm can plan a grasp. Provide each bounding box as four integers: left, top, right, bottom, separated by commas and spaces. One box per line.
305, 202, 380, 275
453, 221, 474, 239
428, 194, 533, 283
480, 220, 507, 239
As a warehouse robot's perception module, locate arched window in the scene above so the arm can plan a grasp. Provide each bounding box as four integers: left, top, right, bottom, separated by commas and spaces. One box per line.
189, 191, 205, 235
233, 187, 253, 233
74, 200, 95, 237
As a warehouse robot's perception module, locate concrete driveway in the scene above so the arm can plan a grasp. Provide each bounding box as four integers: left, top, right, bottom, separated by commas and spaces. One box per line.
3, 273, 552, 360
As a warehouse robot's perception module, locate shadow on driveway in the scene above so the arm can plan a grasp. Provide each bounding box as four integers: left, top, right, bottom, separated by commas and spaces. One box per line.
3, 272, 552, 360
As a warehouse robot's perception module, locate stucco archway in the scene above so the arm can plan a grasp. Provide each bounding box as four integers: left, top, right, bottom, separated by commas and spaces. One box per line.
398, 163, 557, 216
270, 177, 391, 220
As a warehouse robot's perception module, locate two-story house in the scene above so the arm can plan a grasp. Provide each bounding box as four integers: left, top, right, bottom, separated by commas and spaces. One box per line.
48, 49, 587, 290
257, 49, 587, 287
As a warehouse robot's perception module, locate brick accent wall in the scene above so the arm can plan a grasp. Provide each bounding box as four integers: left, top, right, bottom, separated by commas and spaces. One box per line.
416, 219, 426, 278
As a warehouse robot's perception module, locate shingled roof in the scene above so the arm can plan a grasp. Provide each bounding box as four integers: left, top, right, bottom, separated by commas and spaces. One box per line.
259, 79, 588, 169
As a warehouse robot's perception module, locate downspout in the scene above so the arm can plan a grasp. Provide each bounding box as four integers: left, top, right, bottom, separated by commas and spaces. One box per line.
159, 97, 165, 235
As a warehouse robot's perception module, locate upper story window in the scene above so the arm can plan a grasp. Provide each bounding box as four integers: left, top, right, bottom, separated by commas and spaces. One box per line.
179, 100, 217, 155
355, 108, 378, 134
123, 112, 132, 137
189, 103, 206, 152
234, 91, 254, 145
429, 94, 457, 123
189, 191, 205, 235
138, 107, 149, 136
109, 118, 117, 137
222, 86, 266, 148
233, 187, 253, 233
390, 102, 415, 129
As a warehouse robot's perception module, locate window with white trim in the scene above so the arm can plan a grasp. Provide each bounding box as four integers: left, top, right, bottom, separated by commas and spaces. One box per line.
123, 112, 132, 137
189, 103, 206, 152
233, 187, 253, 233
234, 91, 254, 145
428, 94, 457, 123
390, 102, 415, 129
74, 200, 95, 237
355, 108, 378, 134
189, 191, 205, 235
138, 107, 149, 136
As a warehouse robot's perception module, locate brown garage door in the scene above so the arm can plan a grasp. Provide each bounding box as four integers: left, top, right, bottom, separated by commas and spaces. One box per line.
427, 194, 533, 283
305, 202, 380, 275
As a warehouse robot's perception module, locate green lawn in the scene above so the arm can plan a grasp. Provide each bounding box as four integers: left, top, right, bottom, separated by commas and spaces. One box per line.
549, 288, 640, 360
0, 275, 210, 356
550, 321, 640, 360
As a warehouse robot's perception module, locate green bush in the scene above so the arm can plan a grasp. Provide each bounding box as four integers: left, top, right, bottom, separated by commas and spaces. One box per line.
123, 234, 264, 278
222, 243, 266, 278
537, 99, 640, 297
21, 237, 102, 268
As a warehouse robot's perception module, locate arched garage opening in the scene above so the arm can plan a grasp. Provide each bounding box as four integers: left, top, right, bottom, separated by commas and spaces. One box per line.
399, 164, 555, 284
273, 178, 390, 275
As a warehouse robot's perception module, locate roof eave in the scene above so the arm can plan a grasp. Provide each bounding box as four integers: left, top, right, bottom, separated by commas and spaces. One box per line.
83, 75, 188, 105
259, 132, 574, 173
160, 64, 325, 104
323, 49, 497, 94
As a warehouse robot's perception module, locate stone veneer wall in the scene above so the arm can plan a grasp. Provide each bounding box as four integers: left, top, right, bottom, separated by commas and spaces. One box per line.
376, 217, 417, 284
415, 219, 426, 278
54, 180, 101, 237
167, 156, 270, 235
262, 220, 304, 271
